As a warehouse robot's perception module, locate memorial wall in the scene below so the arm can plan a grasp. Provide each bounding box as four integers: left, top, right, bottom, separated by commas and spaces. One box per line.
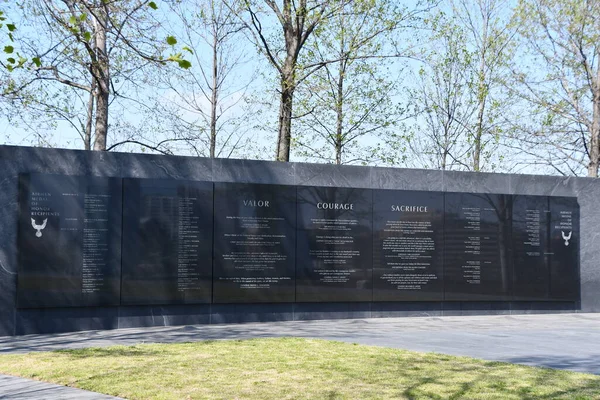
18, 174, 122, 308
213, 183, 296, 303
15, 172, 580, 308
121, 179, 213, 305
372, 190, 444, 302
1, 145, 594, 336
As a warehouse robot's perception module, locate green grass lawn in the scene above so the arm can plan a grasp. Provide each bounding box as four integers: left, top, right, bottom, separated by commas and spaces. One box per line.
0, 338, 598, 399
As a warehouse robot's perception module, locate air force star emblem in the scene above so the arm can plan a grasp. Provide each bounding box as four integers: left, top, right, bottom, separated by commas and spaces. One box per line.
31, 218, 48, 238
561, 230, 572, 246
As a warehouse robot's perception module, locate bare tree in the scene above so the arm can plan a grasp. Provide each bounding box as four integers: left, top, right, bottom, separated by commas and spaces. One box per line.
232, 0, 352, 161
408, 19, 477, 170
150, 0, 254, 158
450, 0, 515, 171
1, 0, 176, 151
510, 0, 600, 177
294, 0, 425, 165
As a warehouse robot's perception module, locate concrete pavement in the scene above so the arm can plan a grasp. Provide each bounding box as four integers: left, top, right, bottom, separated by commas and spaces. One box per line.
0, 374, 122, 399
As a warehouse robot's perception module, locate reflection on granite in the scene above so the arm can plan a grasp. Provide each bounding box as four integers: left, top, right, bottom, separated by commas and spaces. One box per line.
213, 183, 296, 303
574, 178, 600, 312
444, 193, 513, 301
213, 158, 294, 185
121, 179, 213, 305
444, 170, 510, 194
295, 163, 370, 188
510, 174, 576, 197
372, 190, 444, 301
371, 167, 443, 191
296, 186, 372, 302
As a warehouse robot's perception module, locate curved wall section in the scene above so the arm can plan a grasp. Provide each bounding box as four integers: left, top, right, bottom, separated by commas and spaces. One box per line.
0, 145, 594, 336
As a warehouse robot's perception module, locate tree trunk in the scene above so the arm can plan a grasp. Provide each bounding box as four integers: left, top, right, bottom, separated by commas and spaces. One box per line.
92, 10, 109, 151
334, 140, 342, 164
210, 32, 218, 158
441, 125, 448, 170
93, 80, 109, 151
335, 61, 345, 165
84, 79, 95, 151
334, 140, 343, 164
275, 14, 301, 163
473, 5, 488, 172
473, 53, 487, 172
473, 95, 485, 172
588, 87, 600, 177
276, 64, 295, 162
441, 149, 447, 170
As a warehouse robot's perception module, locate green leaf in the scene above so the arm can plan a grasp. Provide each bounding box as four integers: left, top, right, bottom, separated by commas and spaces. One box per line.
148, 1, 158, 10
79, 13, 87, 21
6, 57, 15, 64
166, 36, 177, 45
69, 15, 77, 25
4, 45, 14, 54
182, 46, 194, 54
83, 32, 91, 42
32, 57, 41, 67
6, 24, 16, 32
178, 59, 191, 69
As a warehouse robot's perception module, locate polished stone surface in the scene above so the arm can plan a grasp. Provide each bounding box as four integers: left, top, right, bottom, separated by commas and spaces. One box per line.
0, 152, 17, 337
510, 174, 576, 197
17, 174, 122, 308
549, 197, 580, 301
295, 163, 371, 188
371, 302, 443, 317
296, 186, 372, 302
121, 179, 213, 305
575, 177, 600, 312
117, 305, 211, 328
372, 190, 444, 301
1, 314, 599, 375
442, 301, 511, 316
294, 302, 372, 320
211, 303, 294, 323
444, 193, 513, 301
213, 183, 296, 303
371, 167, 443, 191
512, 195, 551, 301
15, 307, 118, 335
213, 158, 295, 185
0, 144, 597, 337
444, 170, 510, 194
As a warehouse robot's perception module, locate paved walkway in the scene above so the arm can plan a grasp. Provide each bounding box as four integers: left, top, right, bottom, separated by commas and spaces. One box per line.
0, 374, 122, 399
0, 313, 599, 398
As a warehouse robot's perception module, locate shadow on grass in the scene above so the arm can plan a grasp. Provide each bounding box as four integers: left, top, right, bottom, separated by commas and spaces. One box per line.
1, 339, 600, 399
401, 363, 600, 400
0, 323, 289, 354
501, 355, 600, 375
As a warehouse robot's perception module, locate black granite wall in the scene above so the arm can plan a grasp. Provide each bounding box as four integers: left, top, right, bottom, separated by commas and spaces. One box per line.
0, 145, 596, 336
